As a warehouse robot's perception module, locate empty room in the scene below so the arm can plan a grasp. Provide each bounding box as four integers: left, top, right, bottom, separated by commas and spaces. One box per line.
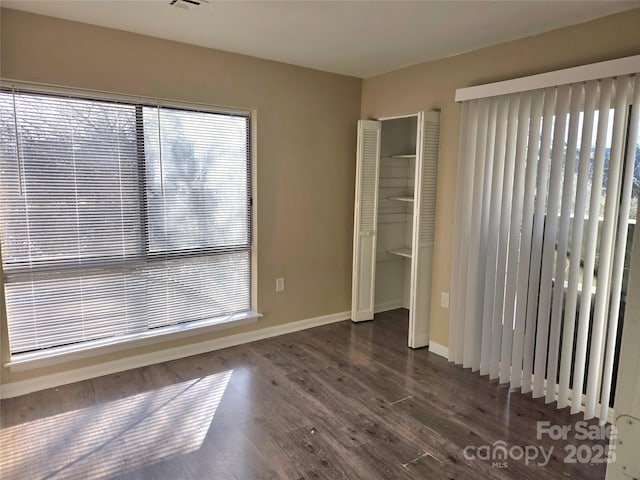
0, 1, 639, 479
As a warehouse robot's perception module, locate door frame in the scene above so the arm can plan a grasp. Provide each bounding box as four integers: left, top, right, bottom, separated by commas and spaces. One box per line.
373, 111, 427, 349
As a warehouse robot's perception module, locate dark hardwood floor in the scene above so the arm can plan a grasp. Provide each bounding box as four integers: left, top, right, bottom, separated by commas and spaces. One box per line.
0, 309, 607, 479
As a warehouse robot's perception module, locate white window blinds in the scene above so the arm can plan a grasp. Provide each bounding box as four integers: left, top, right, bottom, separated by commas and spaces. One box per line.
450, 74, 640, 423
0, 89, 252, 359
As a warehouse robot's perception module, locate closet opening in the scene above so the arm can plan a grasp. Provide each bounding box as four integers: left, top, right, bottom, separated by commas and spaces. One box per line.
351, 111, 440, 349
375, 115, 418, 322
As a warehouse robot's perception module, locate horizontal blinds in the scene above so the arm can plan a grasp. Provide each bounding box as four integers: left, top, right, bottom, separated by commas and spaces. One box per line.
0, 89, 251, 356
450, 74, 639, 422
0, 92, 142, 269
143, 106, 250, 253
5, 254, 250, 352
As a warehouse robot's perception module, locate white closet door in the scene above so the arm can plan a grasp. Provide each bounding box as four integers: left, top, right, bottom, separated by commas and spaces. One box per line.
409, 111, 440, 347
351, 120, 381, 322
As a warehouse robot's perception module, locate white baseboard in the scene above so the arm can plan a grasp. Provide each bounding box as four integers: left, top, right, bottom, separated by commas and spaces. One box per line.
374, 300, 407, 313
0, 310, 350, 399
428, 341, 449, 359
412, 333, 429, 349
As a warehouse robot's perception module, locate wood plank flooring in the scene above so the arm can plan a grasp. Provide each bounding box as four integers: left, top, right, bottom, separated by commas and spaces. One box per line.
0, 309, 608, 479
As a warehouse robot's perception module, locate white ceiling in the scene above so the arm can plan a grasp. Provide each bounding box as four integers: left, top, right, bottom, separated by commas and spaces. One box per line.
3, 0, 639, 78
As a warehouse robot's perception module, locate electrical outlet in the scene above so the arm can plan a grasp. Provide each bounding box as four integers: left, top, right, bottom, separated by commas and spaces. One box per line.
441, 292, 449, 308
276, 277, 285, 292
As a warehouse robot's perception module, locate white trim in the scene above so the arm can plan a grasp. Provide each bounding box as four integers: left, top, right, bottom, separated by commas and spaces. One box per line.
351, 312, 373, 322
250, 109, 258, 313
6, 312, 262, 371
455, 55, 640, 102
376, 112, 420, 122
0, 78, 251, 116
374, 300, 406, 313
412, 333, 430, 349
0, 310, 350, 399
428, 341, 449, 359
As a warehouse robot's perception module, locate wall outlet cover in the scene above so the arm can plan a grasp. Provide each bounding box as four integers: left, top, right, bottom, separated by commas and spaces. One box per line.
440, 292, 449, 308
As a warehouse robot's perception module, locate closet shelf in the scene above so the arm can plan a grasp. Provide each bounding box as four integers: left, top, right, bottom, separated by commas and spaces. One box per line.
381, 154, 416, 160
388, 196, 414, 203
388, 248, 412, 259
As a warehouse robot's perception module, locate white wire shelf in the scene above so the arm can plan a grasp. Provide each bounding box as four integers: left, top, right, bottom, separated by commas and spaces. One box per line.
388, 248, 412, 259
388, 196, 414, 202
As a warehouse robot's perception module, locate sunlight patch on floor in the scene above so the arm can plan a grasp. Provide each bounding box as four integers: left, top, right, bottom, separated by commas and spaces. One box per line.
0, 370, 232, 480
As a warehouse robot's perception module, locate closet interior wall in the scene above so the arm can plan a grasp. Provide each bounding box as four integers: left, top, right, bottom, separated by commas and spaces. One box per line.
375, 116, 417, 313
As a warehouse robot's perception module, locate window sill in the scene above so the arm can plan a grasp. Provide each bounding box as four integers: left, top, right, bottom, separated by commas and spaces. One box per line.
5, 311, 262, 372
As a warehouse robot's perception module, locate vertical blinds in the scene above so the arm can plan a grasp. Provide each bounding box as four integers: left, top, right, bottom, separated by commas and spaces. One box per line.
0, 89, 252, 357
450, 74, 639, 422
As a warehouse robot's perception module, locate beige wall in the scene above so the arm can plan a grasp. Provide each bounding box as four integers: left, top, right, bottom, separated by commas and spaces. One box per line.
0, 8, 362, 385
361, 8, 640, 346
2, 7, 640, 389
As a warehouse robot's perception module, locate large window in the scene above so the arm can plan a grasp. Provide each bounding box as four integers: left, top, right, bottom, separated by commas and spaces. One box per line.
0, 88, 253, 360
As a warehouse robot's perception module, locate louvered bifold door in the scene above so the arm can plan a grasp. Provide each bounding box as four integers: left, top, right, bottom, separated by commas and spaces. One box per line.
409, 111, 441, 348
351, 120, 381, 322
